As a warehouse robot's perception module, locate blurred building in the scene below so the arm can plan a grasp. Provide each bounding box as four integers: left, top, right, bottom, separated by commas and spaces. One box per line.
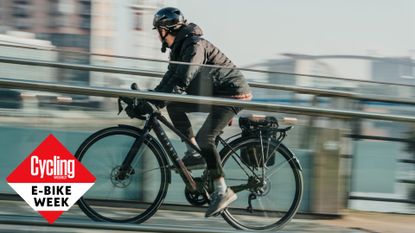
0, 31, 60, 109
248, 53, 415, 102
0, 0, 91, 86
370, 57, 415, 98
246, 54, 341, 103
0, 0, 171, 106
0, 31, 57, 82
90, 0, 169, 90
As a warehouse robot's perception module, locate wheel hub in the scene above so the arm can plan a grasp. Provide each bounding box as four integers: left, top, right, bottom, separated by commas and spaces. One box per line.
257, 177, 271, 196
249, 176, 271, 196
110, 166, 133, 188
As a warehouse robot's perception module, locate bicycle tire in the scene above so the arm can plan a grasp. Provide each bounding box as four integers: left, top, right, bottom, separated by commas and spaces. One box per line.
75, 125, 170, 223
220, 136, 303, 231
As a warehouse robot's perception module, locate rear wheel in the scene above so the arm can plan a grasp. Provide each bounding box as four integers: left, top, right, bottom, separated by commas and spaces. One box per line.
75, 126, 169, 223
220, 137, 303, 231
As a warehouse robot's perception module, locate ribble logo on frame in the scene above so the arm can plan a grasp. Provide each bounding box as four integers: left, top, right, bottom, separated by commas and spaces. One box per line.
7, 134, 95, 224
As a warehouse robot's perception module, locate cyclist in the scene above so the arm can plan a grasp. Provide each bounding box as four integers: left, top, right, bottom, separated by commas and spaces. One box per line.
152, 7, 252, 217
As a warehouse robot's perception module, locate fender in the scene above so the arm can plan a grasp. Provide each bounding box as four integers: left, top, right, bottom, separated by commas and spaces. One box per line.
280, 143, 303, 171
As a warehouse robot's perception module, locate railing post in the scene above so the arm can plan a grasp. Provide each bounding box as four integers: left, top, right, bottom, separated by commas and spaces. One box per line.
310, 128, 346, 214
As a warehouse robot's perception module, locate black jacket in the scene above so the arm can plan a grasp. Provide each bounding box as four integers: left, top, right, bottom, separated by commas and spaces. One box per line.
155, 23, 251, 98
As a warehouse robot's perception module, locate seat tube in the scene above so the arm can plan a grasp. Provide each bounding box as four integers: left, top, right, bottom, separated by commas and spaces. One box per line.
152, 118, 197, 192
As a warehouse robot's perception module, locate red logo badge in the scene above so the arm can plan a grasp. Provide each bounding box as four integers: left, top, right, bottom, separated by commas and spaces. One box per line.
7, 134, 95, 224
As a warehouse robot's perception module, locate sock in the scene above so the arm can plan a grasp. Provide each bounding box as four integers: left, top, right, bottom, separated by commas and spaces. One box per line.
185, 143, 196, 153
214, 177, 227, 194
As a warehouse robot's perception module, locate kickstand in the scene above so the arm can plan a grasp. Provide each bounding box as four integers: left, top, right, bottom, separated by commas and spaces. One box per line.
246, 193, 257, 213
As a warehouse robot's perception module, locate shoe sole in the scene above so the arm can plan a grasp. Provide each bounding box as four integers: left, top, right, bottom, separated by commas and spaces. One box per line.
205, 194, 237, 218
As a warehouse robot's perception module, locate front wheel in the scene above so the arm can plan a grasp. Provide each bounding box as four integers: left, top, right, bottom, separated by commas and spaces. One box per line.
75, 126, 170, 223
220, 137, 303, 231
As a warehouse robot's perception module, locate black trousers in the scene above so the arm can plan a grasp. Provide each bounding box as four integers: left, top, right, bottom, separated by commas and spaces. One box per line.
167, 102, 239, 179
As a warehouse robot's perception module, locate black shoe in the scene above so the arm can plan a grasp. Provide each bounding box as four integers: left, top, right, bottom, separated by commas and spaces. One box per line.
205, 188, 237, 217
182, 151, 206, 170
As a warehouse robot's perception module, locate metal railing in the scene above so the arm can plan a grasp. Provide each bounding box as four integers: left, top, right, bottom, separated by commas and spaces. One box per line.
1, 77, 415, 123
1, 43, 415, 87
344, 134, 415, 205
1, 56, 414, 213
1, 56, 415, 106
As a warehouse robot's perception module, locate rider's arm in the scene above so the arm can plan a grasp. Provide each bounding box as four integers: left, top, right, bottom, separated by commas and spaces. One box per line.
154, 42, 204, 94
151, 42, 204, 108
154, 63, 177, 93
172, 42, 205, 93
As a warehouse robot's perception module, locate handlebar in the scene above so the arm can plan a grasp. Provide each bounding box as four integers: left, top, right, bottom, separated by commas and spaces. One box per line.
118, 83, 159, 119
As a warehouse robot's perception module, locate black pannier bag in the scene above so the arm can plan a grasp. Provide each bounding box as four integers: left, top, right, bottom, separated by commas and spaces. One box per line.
239, 116, 277, 167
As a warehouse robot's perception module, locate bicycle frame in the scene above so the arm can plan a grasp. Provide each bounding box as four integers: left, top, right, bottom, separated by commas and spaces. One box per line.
116, 111, 296, 197
77, 101, 303, 230
117, 111, 204, 193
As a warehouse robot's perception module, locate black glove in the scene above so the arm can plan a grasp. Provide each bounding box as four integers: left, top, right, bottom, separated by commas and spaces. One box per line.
121, 97, 154, 119
148, 90, 167, 108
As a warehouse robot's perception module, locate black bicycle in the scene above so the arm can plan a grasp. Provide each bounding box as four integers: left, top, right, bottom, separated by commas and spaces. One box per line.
75, 85, 303, 231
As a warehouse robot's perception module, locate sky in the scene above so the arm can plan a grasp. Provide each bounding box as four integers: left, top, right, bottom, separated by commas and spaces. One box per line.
166, 0, 415, 68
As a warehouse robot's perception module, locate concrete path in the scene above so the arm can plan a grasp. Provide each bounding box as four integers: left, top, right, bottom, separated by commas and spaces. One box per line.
0, 200, 367, 233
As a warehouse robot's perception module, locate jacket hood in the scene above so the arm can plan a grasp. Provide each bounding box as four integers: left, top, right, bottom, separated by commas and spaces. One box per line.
174, 23, 203, 43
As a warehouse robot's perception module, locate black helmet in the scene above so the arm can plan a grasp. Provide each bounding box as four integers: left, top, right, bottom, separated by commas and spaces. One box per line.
153, 7, 186, 32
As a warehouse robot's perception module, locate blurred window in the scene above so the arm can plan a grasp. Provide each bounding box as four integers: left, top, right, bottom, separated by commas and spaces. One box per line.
58, 0, 75, 14
48, 16, 66, 28
13, 4, 31, 17
80, 1, 91, 16
13, 0, 29, 4
134, 12, 143, 31
80, 16, 91, 30
15, 18, 32, 30
48, 0, 62, 15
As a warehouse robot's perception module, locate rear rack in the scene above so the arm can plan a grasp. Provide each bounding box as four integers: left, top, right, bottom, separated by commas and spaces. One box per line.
245, 114, 298, 126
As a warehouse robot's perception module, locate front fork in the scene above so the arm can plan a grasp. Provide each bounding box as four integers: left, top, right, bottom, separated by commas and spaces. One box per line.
116, 118, 153, 180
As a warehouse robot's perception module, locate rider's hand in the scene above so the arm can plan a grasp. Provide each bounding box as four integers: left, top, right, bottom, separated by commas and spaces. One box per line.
124, 98, 155, 118
148, 90, 167, 108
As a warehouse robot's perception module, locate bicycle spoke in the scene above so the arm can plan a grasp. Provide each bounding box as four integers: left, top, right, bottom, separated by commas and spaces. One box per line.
266, 156, 295, 178
227, 178, 248, 182
77, 127, 169, 223
140, 166, 163, 175
220, 138, 261, 179
221, 137, 303, 231
264, 138, 273, 165
229, 149, 259, 178
257, 197, 269, 218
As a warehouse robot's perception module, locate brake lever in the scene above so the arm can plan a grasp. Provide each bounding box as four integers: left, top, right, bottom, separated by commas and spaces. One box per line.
117, 96, 133, 115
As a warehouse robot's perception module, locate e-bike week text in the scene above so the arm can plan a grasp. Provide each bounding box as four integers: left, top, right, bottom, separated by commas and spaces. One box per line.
31, 155, 75, 179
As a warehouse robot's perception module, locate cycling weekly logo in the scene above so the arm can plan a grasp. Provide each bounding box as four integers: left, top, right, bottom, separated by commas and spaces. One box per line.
7, 134, 95, 224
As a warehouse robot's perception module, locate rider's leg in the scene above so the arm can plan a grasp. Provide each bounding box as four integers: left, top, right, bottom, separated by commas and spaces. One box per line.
195, 105, 238, 177
166, 102, 197, 142
195, 105, 240, 217
167, 102, 207, 169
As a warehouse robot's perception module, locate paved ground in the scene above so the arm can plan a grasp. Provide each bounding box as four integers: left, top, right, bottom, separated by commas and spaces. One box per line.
4, 199, 414, 233
0, 200, 369, 233
315, 210, 415, 233
1, 193, 413, 233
